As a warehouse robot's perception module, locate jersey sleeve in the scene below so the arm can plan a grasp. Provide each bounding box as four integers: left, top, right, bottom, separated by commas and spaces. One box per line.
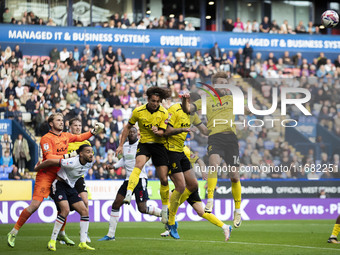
114, 158, 125, 169
167, 106, 178, 127
191, 113, 202, 126
193, 99, 202, 111
128, 108, 139, 125
158, 108, 169, 130
60, 157, 75, 171
68, 131, 92, 143
40, 136, 63, 159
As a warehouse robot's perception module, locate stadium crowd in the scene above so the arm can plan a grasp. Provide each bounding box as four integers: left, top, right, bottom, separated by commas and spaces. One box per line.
0, 40, 340, 181
2, 7, 322, 34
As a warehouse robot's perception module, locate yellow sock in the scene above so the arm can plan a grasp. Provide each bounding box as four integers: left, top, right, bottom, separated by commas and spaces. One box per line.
331, 224, 340, 237
160, 184, 169, 206
202, 212, 224, 228
207, 170, 218, 199
168, 190, 181, 225
232, 181, 242, 209
127, 167, 141, 191
179, 188, 192, 205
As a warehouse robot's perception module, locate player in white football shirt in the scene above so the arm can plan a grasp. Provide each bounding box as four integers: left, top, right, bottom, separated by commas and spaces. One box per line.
34, 144, 95, 251
98, 127, 162, 241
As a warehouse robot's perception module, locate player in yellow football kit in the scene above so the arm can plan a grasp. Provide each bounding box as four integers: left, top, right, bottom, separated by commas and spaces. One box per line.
183, 72, 242, 228
163, 101, 210, 239
161, 146, 232, 241
183, 145, 207, 180
116, 87, 171, 224
328, 215, 340, 244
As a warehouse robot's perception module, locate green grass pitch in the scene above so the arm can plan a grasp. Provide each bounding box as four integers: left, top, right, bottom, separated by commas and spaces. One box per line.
1, 220, 339, 254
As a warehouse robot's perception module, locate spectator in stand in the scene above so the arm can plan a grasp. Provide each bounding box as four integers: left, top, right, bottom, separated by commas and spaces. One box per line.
46, 18, 56, 26
307, 21, 318, 34
3, 8, 12, 23
232, 23, 243, 33
243, 43, 253, 59
234, 17, 244, 30
292, 52, 303, 67
49, 47, 60, 63
223, 18, 234, 31
8, 165, 22, 180
267, 52, 278, 64
115, 48, 125, 64
185, 22, 195, 31
23, 57, 33, 73
280, 20, 295, 34
295, 21, 306, 33
105, 46, 115, 65
121, 13, 130, 27
0, 150, 13, 169
93, 139, 106, 159
252, 20, 259, 32
244, 20, 252, 33
5, 82, 16, 99
270, 20, 280, 33
210, 42, 222, 64
282, 51, 292, 67
59, 47, 70, 62
13, 134, 31, 174
317, 52, 327, 68
15, 81, 24, 98
95, 166, 108, 180
259, 16, 271, 33
4, 46, 12, 61
137, 20, 147, 29
13, 45, 23, 60
83, 44, 93, 61
93, 44, 104, 61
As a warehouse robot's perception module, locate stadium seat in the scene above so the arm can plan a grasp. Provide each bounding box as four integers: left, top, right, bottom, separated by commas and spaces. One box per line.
131, 58, 139, 65
22, 112, 32, 122
41, 56, 50, 62
0, 173, 9, 179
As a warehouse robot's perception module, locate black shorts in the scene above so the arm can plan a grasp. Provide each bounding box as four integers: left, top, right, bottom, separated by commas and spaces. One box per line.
117, 178, 149, 203
136, 143, 169, 167
187, 189, 202, 206
208, 133, 240, 167
167, 150, 191, 175
51, 180, 82, 206
75, 177, 87, 194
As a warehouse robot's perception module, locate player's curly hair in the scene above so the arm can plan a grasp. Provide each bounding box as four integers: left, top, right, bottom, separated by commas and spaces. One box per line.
211, 72, 229, 85
76, 144, 92, 154
146, 87, 171, 100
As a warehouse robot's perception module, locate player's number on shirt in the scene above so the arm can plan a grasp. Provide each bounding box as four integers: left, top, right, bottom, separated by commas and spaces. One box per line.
233, 156, 240, 165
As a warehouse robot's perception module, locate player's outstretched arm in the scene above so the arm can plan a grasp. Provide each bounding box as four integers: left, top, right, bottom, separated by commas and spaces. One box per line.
116, 123, 133, 155
182, 93, 195, 114
164, 125, 190, 137
34, 159, 61, 171
197, 123, 211, 136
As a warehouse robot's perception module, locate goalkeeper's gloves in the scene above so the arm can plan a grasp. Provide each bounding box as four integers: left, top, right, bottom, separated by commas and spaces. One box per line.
91, 122, 104, 135
63, 150, 77, 159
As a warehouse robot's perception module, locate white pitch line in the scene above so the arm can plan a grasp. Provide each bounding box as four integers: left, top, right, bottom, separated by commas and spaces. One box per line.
115, 236, 339, 252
